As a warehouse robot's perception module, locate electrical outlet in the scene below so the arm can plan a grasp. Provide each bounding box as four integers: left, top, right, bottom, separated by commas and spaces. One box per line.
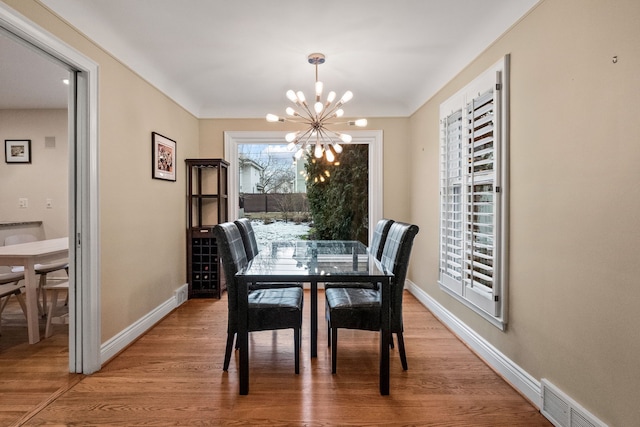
19, 198, 28, 208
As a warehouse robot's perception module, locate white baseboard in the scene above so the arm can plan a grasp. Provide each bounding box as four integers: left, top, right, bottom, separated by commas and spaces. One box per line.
100, 284, 186, 364
406, 280, 542, 408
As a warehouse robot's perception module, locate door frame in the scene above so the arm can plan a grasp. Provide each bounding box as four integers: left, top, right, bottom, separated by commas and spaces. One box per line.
0, 3, 101, 373
224, 130, 383, 242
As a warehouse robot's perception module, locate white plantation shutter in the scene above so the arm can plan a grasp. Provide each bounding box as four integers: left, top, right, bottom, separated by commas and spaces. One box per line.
440, 109, 464, 293
439, 56, 509, 326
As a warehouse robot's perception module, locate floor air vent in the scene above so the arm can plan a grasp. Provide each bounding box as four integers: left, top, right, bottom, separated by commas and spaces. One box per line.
541, 379, 607, 427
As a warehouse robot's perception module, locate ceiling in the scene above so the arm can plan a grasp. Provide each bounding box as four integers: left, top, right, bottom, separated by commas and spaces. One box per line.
2, 0, 539, 118
0, 30, 70, 109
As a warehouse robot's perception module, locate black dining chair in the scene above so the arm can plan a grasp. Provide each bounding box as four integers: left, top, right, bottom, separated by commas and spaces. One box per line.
324, 218, 394, 291
215, 222, 304, 375
234, 218, 259, 261
325, 221, 419, 373
234, 218, 303, 291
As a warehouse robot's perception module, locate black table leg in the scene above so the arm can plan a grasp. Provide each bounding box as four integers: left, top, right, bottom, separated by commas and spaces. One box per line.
238, 279, 249, 395
380, 278, 390, 395
311, 279, 318, 357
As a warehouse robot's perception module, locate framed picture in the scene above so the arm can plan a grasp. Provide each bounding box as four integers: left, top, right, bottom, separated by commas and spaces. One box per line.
152, 132, 176, 181
5, 139, 32, 164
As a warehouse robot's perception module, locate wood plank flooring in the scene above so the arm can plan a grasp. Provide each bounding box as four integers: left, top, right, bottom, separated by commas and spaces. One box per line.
1, 290, 551, 426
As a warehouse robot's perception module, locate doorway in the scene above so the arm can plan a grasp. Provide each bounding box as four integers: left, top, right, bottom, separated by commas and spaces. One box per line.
0, 3, 100, 373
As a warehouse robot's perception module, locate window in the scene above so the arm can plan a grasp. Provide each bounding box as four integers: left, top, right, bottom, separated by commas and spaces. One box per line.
224, 130, 383, 243
439, 55, 509, 329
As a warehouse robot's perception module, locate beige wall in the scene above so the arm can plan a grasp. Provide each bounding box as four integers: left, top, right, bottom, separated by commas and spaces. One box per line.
3, 0, 201, 342
408, 1, 640, 426
0, 109, 68, 238
199, 117, 412, 221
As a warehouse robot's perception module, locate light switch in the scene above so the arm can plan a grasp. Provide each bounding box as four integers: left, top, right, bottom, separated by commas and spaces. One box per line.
46, 198, 53, 209
19, 198, 28, 208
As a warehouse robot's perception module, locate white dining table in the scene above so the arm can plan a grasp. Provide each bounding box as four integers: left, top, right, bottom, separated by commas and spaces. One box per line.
0, 237, 69, 344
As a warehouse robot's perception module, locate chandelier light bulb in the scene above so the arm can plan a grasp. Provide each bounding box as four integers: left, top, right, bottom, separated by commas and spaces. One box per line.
286, 107, 296, 116
295, 148, 304, 160
335, 109, 344, 118
285, 132, 298, 143
340, 91, 353, 104
315, 81, 323, 98
353, 118, 368, 127
325, 147, 335, 162
327, 91, 336, 103
296, 91, 306, 104
314, 101, 323, 114
338, 133, 352, 143
286, 90, 298, 103
266, 113, 282, 122
333, 143, 343, 153
314, 143, 323, 158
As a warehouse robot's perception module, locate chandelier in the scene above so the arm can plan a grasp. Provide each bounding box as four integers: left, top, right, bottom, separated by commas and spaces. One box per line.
266, 53, 367, 162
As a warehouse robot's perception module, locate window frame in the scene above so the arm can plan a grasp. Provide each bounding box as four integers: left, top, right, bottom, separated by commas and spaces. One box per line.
438, 55, 510, 330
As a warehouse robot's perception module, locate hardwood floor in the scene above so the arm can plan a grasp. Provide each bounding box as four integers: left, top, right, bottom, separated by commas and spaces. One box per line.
1, 290, 551, 426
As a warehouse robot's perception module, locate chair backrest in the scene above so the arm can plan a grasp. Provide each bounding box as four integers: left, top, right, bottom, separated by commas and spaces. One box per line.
379, 222, 419, 331
234, 218, 259, 261
4, 234, 38, 246
214, 222, 248, 327
369, 219, 394, 261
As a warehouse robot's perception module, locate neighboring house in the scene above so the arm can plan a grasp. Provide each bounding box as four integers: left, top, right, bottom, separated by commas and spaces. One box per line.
238, 155, 263, 194
292, 159, 306, 194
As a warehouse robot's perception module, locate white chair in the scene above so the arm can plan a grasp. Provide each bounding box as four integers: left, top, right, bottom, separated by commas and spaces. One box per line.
4, 234, 69, 316
43, 280, 69, 338
0, 270, 27, 335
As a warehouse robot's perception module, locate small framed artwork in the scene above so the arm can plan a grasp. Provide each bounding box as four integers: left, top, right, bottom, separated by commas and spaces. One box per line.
5, 139, 32, 164
152, 132, 176, 181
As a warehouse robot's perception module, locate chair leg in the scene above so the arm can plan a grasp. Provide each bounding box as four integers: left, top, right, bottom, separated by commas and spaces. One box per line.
396, 332, 408, 371
327, 322, 331, 347
294, 327, 300, 374
223, 332, 235, 371
0, 296, 8, 334
38, 274, 47, 317
331, 327, 338, 374
64, 268, 70, 306
15, 292, 27, 315
45, 289, 59, 338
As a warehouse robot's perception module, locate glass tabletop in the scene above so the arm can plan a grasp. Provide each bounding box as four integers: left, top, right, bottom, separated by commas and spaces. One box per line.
238, 240, 391, 280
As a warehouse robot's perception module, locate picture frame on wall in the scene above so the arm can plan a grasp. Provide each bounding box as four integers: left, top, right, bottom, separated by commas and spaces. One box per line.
4, 139, 32, 164
152, 132, 176, 181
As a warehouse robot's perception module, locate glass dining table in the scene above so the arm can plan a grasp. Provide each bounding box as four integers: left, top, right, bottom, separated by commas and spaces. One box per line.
235, 240, 394, 395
